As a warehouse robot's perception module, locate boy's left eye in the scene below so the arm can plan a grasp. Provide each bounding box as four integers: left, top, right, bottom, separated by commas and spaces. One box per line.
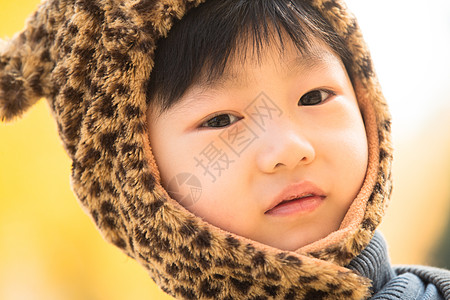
298, 89, 335, 106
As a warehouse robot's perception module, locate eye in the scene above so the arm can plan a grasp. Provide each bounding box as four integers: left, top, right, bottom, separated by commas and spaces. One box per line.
298, 89, 335, 106
199, 113, 241, 129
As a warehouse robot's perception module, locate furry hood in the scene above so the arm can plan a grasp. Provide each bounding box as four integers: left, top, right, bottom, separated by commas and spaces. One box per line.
0, 0, 393, 298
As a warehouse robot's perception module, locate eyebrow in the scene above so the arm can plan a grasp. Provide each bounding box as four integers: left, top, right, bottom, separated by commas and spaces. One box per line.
287, 49, 338, 75
178, 49, 337, 108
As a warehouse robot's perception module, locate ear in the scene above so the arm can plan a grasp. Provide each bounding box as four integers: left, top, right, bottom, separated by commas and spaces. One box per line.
0, 3, 55, 122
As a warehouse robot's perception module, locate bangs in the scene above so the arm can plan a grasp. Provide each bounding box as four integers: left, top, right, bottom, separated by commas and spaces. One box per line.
146, 0, 351, 116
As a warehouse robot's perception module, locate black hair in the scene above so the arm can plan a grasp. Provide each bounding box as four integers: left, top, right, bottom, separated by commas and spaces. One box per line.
146, 0, 352, 116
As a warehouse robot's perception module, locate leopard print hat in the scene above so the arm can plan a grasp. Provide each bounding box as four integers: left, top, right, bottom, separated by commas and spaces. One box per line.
0, 0, 393, 298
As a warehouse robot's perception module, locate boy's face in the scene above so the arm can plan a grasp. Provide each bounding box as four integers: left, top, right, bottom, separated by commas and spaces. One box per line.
147, 37, 368, 251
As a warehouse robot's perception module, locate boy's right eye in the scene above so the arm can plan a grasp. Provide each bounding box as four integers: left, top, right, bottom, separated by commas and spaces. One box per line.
199, 113, 242, 129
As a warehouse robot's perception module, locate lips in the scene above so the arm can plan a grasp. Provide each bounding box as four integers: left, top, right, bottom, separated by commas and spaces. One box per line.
265, 181, 326, 216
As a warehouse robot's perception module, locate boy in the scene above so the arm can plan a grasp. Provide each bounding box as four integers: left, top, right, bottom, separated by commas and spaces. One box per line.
1, 0, 449, 299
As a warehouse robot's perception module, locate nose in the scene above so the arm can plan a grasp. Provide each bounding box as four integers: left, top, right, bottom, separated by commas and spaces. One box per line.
256, 125, 315, 173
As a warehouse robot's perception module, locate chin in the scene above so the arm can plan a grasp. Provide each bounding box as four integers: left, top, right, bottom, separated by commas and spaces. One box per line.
274, 228, 335, 251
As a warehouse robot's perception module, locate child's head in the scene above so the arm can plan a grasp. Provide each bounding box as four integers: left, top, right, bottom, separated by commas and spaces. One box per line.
146, 0, 368, 251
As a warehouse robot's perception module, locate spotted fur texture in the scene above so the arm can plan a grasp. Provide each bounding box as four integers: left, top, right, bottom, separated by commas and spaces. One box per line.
0, 0, 393, 299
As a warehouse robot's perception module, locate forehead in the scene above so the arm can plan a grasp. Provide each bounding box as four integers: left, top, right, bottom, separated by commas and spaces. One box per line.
179, 40, 342, 105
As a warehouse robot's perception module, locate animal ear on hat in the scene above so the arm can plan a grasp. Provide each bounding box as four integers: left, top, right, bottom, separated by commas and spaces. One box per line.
0, 3, 54, 122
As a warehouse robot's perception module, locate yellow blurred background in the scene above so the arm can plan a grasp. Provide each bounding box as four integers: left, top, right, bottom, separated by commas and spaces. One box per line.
1, 1, 449, 300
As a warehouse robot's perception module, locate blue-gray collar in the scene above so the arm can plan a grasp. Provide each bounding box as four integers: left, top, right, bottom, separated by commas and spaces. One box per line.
346, 231, 450, 299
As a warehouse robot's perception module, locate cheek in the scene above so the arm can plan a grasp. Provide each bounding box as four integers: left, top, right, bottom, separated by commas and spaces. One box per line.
148, 127, 199, 198
177, 154, 255, 234
341, 104, 369, 179
342, 132, 368, 198
333, 127, 368, 183
151, 128, 250, 214
147, 111, 253, 226
312, 98, 368, 186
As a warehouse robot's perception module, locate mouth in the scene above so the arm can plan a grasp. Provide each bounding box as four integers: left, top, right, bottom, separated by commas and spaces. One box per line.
265, 182, 326, 216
